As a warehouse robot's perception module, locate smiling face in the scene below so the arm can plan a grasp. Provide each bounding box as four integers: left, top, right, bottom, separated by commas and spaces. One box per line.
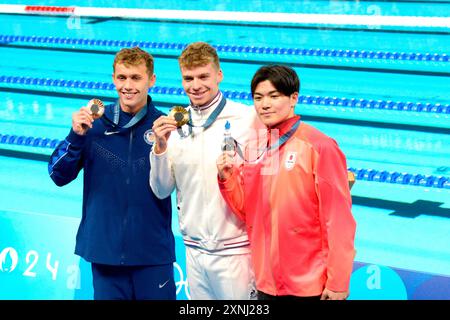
251, 65, 300, 128
253, 80, 298, 127
112, 61, 155, 114
180, 62, 223, 107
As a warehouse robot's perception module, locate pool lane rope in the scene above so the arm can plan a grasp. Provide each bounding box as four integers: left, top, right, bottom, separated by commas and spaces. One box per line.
0, 75, 448, 115
348, 167, 449, 189
0, 133, 448, 189
0, 4, 449, 28
1, 34, 448, 63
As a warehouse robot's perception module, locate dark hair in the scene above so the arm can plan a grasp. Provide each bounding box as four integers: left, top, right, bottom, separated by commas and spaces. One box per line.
250, 65, 300, 97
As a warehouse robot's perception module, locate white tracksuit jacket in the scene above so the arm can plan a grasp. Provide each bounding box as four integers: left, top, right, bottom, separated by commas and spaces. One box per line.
150, 95, 263, 255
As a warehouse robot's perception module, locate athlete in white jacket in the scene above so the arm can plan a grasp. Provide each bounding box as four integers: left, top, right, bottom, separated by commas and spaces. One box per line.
150, 42, 262, 299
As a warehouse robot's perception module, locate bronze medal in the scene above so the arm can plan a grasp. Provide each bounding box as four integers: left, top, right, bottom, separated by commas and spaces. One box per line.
87, 98, 105, 119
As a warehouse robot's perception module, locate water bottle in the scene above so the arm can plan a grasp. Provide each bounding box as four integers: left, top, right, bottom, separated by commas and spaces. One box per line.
221, 121, 236, 152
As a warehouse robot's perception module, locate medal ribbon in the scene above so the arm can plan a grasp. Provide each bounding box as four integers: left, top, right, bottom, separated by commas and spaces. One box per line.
103, 99, 148, 134
177, 94, 227, 137
234, 117, 301, 162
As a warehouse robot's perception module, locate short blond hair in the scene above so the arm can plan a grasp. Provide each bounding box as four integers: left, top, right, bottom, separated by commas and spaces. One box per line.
178, 42, 220, 70
113, 46, 154, 76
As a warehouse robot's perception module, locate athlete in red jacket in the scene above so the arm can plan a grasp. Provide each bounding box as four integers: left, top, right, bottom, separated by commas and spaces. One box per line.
217, 65, 356, 300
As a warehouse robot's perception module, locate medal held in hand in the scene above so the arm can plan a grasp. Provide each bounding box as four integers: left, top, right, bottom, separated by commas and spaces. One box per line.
87, 98, 105, 119
169, 106, 190, 127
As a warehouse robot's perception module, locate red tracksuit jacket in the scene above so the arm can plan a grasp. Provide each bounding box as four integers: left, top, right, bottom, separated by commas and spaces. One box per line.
218, 116, 356, 296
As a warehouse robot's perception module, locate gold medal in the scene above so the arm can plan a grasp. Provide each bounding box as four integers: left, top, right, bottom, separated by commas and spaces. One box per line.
169, 106, 190, 127
87, 98, 105, 119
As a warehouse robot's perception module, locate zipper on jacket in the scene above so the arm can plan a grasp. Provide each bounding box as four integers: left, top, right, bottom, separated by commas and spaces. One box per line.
265, 132, 278, 295
120, 128, 134, 264
126, 128, 134, 185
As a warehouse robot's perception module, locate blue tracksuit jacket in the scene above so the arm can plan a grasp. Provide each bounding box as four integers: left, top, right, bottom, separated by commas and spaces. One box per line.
48, 96, 175, 266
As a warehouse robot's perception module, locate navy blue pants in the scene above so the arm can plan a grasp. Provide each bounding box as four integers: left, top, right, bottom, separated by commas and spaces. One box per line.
91, 263, 176, 300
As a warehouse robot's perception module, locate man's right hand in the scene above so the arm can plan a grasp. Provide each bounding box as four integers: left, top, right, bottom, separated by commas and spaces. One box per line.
72, 106, 94, 136
216, 151, 235, 181
152, 116, 177, 154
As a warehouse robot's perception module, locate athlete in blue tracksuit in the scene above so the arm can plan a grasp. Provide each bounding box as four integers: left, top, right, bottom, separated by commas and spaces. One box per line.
48, 47, 176, 300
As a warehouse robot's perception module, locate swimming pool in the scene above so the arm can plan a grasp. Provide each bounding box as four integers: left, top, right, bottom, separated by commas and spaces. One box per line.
0, 1, 449, 300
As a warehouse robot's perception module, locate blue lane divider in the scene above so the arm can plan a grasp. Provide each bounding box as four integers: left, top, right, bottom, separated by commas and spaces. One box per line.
0, 75, 449, 114
0, 133, 449, 189
0, 34, 448, 62
0, 133, 60, 149
348, 167, 449, 189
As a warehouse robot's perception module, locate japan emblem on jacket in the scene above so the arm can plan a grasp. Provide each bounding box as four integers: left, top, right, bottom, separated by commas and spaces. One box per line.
284, 151, 297, 171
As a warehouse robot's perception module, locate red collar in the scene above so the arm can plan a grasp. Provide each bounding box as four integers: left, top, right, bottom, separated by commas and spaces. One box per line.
268, 115, 301, 136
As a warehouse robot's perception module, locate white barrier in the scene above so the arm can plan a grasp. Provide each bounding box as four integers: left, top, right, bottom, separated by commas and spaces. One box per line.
0, 4, 449, 28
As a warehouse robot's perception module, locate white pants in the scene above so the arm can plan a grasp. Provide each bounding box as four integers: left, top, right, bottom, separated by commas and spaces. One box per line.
185, 246, 257, 300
